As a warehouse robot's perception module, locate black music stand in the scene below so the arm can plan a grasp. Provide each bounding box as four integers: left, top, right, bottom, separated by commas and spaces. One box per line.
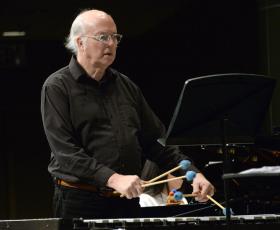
158, 73, 276, 222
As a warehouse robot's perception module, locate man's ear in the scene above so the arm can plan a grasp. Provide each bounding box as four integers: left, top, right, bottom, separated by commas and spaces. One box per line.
76, 37, 85, 51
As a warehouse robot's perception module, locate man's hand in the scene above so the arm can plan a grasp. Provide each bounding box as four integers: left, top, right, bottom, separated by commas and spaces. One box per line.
192, 172, 215, 202
107, 173, 144, 199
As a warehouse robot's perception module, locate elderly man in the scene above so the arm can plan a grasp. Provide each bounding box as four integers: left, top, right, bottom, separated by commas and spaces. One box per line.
41, 9, 214, 219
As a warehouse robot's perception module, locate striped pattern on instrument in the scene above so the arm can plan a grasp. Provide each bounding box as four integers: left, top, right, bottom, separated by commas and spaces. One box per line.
82, 214, 280, 226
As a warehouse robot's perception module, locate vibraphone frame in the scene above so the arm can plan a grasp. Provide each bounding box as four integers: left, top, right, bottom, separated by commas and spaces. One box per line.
74, 214, 280, 230
1, 214, 279, 230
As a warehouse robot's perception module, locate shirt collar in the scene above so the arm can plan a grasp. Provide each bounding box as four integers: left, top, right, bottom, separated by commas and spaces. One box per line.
69, 56, 86, 81
69, 56, 116, 84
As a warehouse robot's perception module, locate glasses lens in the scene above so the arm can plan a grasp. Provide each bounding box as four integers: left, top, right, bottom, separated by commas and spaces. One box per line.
99, 34, 110, 42
88, 33, 122, 44
113, 34, 122, 43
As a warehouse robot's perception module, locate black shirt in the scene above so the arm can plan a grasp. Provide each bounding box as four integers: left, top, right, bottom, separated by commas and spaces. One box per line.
41, 57, 196, 188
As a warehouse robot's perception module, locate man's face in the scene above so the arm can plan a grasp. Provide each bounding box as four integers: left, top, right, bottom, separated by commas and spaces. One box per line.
77, 15, 119, 69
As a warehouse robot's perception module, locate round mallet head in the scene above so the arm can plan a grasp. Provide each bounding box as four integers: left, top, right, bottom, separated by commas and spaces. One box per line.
186, 170, 196, 181
179, 160, 191, 170
169, 191, 174, 196
173, 191, 183, 201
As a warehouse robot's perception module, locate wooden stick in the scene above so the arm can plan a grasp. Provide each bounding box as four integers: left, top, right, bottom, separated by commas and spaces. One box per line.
183, 194, 197, 198
206, 195, 224, 210
189, 183, 224, 210
147, 160, 191, 183
143, 175, 186, 188
147, 165, 182, 183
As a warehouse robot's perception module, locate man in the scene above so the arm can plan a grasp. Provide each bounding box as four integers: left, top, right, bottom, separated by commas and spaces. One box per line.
41, 9, 214, 219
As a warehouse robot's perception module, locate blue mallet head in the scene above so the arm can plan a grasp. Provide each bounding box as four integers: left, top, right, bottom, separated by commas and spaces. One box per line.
173, 191, 183, 201
171, 188, 178, 193
179, 160, 191, 170
186, 170, 196, 181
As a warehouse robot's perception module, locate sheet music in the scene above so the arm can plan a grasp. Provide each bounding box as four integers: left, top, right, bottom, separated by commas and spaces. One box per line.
239, 166, 280, 174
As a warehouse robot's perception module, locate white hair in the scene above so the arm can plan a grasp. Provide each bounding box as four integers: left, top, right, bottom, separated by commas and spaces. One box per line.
65, 9, 113, 55
65, 12, 87, 55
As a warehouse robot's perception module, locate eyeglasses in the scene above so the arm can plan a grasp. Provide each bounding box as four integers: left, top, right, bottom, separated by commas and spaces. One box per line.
83, 33, 123, 44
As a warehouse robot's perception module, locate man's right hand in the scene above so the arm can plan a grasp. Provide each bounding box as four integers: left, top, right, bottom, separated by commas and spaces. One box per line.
106, 173, 144, 199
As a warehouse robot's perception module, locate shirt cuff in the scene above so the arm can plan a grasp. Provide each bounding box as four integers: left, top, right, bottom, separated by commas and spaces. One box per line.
92, 166, 116, 188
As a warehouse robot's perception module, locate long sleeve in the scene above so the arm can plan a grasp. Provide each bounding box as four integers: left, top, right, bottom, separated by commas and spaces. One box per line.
41, 78, 115, 187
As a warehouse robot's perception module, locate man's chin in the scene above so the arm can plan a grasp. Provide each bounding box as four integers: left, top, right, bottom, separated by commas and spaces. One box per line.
103, 57, 115, 65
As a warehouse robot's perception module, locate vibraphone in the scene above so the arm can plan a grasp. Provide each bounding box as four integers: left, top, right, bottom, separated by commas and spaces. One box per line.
74, 214, 280, 230
1, 214, 280, 230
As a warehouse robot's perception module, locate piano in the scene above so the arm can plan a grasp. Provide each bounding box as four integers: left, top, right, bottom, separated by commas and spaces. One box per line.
180, 143, 280, 215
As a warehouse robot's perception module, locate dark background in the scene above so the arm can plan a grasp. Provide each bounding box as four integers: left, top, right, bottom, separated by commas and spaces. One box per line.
0, 0, 280, 219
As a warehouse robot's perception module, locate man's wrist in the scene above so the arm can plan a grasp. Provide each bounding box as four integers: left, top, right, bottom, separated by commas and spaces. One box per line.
106, 173, 120, 188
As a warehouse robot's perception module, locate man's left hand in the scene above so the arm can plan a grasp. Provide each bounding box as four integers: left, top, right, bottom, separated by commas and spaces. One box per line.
192, 172, 215, 202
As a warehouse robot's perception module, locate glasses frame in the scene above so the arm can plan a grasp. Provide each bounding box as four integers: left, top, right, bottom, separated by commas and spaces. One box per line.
82, 33, 123, 44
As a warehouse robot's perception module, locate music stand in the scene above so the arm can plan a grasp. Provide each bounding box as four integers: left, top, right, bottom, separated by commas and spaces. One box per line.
158, 73, 276, 222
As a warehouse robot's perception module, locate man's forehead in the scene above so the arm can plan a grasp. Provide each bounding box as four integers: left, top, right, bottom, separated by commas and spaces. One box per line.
80, 10, 110, 23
